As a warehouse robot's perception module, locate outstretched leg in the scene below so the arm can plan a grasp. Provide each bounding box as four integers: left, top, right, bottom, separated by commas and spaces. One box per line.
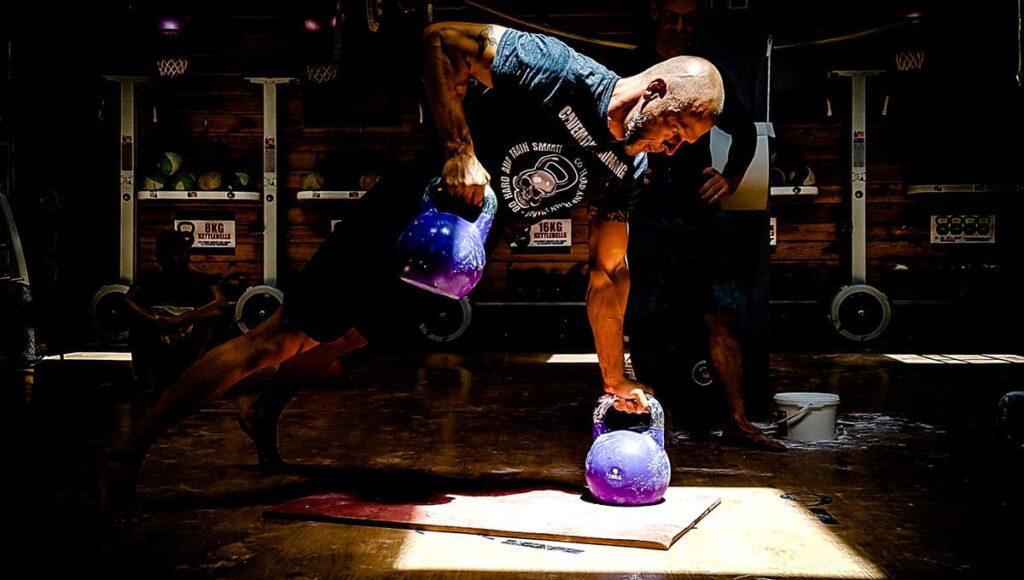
705, 312, 786, 452
99, 309, 320, 510
237, 327, 368, 468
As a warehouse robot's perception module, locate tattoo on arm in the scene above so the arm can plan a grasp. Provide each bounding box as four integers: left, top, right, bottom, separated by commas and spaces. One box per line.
590, 208, 629, 223
476, 25, 497, 59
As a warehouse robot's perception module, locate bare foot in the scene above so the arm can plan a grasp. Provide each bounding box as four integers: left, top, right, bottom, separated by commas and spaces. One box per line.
237, 400, 288, 470
722, 423, 788, 452
97, 447, 143, 513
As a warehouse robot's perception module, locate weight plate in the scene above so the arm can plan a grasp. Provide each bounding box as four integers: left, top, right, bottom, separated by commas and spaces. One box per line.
90, 283, 131, 341
417, 296, 472, 342
235, 285, 284, 333
829, 284, 891, 342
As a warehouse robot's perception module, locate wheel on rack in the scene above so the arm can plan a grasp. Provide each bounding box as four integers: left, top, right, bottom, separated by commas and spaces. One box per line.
234, 285, 284, 333
829, 284, 891, 342
416, 296, 472, 343
90, 283, 131, 341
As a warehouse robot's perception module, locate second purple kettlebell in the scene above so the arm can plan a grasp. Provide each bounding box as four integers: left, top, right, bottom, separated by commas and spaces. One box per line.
397, 178, 497, 300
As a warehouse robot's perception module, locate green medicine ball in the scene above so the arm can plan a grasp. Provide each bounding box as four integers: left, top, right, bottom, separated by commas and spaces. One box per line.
167, 172, 197, 191
157, 151, 184, 176
143, 172, 166, 190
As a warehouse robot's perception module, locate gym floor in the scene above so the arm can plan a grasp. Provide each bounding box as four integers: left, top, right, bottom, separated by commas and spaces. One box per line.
3, 328, 1022, 578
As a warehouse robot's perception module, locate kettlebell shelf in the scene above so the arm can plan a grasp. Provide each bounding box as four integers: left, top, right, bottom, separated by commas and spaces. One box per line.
906, 183, 1023, 196
296, 190, 367, 201
90, 75, 291, 341
770, 185, 818, 196
136, 190, 262, 202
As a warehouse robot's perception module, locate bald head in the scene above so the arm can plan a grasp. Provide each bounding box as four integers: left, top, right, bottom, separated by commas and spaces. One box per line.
618, 55, 724, 156
643, 55, 724, 121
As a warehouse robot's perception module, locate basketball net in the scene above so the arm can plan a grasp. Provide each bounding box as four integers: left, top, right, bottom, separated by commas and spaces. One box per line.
894, 51, 925, 71
157, 58, 189, 78
306, 63, 338, 84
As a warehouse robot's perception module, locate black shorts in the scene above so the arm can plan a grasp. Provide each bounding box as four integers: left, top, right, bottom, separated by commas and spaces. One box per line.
284, 188, 422, 344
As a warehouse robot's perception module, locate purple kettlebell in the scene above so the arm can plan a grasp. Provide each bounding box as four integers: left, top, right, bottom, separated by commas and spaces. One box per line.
397, 178, 497, 299
585, 391, 671, 506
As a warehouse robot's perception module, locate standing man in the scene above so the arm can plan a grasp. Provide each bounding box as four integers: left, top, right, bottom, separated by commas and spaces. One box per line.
99, 21, 728, 510
619, 0, 785, 451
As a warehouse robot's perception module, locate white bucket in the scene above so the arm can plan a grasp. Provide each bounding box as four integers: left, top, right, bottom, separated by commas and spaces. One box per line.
773, 392, 840, 442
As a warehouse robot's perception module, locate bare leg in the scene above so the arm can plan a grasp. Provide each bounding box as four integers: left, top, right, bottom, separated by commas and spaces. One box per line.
99, 309, 319, 510
237, 327, 368, 468
705, 313, 786, 452
128, 333, 159, 394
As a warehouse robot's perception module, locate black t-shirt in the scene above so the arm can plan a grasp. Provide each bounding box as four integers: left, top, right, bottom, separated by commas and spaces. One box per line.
472, 29, 647, 233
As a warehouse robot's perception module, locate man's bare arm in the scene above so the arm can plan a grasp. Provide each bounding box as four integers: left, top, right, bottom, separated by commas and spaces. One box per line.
422, 22, 507, 206
587, 210, 652, 412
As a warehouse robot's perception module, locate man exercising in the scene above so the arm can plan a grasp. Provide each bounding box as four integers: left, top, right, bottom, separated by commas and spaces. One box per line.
98, 21, 725, 510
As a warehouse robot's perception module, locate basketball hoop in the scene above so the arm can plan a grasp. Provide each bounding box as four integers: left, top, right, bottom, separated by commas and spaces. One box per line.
305, 63, 338, 84
894, 51, 925, 71
156, 58, 189, 78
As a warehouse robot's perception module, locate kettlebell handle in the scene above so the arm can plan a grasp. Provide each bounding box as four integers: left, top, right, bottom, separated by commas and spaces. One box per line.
592, 389, 666, 448
422, 177, 498, 237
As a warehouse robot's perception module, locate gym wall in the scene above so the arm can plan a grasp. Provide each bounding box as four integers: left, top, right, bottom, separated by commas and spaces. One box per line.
4, 0, 1021, 346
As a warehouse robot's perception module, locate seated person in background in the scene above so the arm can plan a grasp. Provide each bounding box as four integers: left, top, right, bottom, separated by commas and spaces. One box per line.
123, 230, 229, 394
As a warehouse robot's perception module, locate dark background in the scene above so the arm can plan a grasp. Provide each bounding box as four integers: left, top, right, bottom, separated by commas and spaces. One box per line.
1, 0, 1021, 354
